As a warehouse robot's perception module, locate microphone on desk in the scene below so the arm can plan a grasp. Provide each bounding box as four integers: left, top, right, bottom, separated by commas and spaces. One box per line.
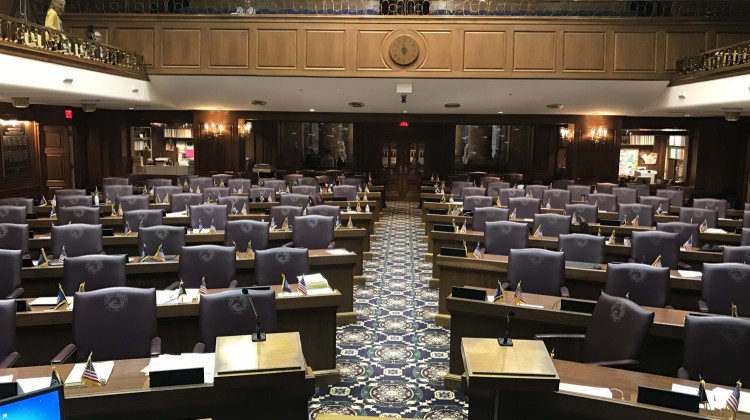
241, 288, 266, 342
498, 311, 515, 347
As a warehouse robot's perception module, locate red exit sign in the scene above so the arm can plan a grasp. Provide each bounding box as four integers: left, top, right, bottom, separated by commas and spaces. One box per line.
399, 121, 408, 127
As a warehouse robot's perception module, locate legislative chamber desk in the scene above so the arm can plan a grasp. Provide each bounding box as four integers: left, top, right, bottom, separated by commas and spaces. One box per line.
15, 287, 341, 385
20, 248, 357, 324
0, 332, 314, 419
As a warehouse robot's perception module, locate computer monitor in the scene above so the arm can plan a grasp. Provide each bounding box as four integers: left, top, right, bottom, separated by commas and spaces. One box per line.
0, 385, 65, 419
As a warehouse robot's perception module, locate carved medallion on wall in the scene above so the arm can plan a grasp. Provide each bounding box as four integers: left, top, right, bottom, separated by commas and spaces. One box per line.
382, 30, 426, 70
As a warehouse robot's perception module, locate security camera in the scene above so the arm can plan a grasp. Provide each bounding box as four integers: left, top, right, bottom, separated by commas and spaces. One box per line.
81, 103, 96, 113
725, 112, 740, 122
401, 94, 407, 104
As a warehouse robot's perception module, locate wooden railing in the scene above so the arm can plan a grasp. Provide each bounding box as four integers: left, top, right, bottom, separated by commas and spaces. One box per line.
673, 38, 750, 84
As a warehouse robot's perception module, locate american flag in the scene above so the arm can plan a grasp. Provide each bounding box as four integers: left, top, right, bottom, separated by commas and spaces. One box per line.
608, 230, 616, 245
156, 244, 165, 262
493, 280, 504, 302
117, 204, 123, 216
199, 277, 208, 295
683, 235, 693, 251
59, 246, 68, 262
509, 208, 517, 220
571, 212, 578, 225
81, 352, 101, 387
652, 255, 662, 267
452, 206, 459, 216
246, 242, 254, 259
513, 282, 526, 305
534, 225, 544, 239
632, 215, 639, 227
546, 199, 551, 209
282, 217, 289, 231
298, 276, 308, 295
700, 219, 708, 233
460, 221, 467, 234
473, 243, 482, 259
656, 204, 663, 215
727, 380, 741, 417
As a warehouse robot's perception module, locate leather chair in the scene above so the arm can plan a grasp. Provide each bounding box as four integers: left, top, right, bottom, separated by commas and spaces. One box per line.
656, 222, 701, 248
170, 193, 202, 213
450, 181, 473, 198
177, 245, 237, 289
541, 189, 571, 210
289, 215, 335, 249
604, 263, 671, 307
176, 175, 198, 187
249, 187, 276, 202
138, 225, 185, 256
505, 173, 524, 186
508, 197, 541, 220
745, 203, 750, 211
630, 231, 679, 269
333, 185, 358, 202
224, 220, 269, 252
0, 223, 29, 256
699, 263, 750, 316
743, 228, 750, 246
678, 315, 750, 386
468, 171, 487, 186
123, 209, 163, 233
57, 195, 94, 208
627, 183, 650, 198
55, 189, 87, 197
639, 196, 671, 214
480, 176, 501, 188
188, 177, 213, 192
505, 248, 568, 296
218, 196, 250, 215
558, 233, 605, 264
472, 207, 508, 232
460, 187, 486, 201
532, 214, 571, 237
189, 204, 228, 230
0, 249, 23, 299
154, 186, 183, 203
463, 196, 493, 212
679, 207, 718, 228
284, 174, 303, 186
270, 206, 303, 229
57, 206, 100, 225
551, 179, 575, 190
0, 206, 26, 224
567, 185, 591, 202
307, 205, 341, 219
61, 254, 127, 295
280, 193, 311, 209
52, 287, 160, 363
723, 246, 750, 263
146, 178, 172, 189
486, 181, 512, 198
316, 175, 331, 185
227, 179, 252, 193
595, 182, 617, 194
340, 177, 363, 187
0, 198, 33, 214
292, 185, 317, 196
525, 185, 549, 199
618, 203, 655, 226
536, 293, 654, 368
564, 204, 598, 223
497, 188, 525, 207
128, 173, 146, 187
298, 177, 319, 187
116, 195, 149, 212
103, 177, 129, 186
0, 300, 20, 368
262, 179, 286, 193
51, 224, 103, 258
193, 289, 277, 353
588, 193, 617, 212
202, 187, 230, 204
693, 198, 728, 219
102, 185, 133, 204
484, 221, 528, 256
211, 174, 233, 187
612, 187, 637, 205
254, 248, 310, 286
656, 189, 685, 207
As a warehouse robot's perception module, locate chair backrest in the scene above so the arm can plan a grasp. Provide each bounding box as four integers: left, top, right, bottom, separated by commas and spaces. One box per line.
627, 183, 650, 198
284, 174, 303, 186
270, 206, 303, 229
582, 293, 654, 364
278, 194, 309, 209
62, 254, 127, 295
472, 207, 508, 232
224, 220, 269, 251
262, 179, 286, 193
450, 181, 473, 198
0, 223, 29, 255
218, 196, 250, 215
189, 204, 228, 230
202, 187, 230, 204
103, 177, 129, 186
679, 207, 718, 228
198, 289, 277, 352
57, 195, 94, 208
551, 179, 575, 190
116, 195, 149, 212
170, 193, 203, 213
123, 209, 163, 233
506, 248, 565, 296
0, 206, 26, 224
701, 263, 750, 316
639, 196, 671, 214
595, 182, 617, 194
588, 193, 617, 212
525, 185, 549, 199
564, 203, 598, 223
0, 300, 16, 363
480, 176, 501, 188
255, 248, 310, 286
656, 189, 685, 207
567, 185, 591, 202
0, 249, 22, 299
541, 189, 571, 210
51, 224, 103, 257
188, 177, 213, 192
316, 175, 331, 185
484, 221, 528, 256
211, 174, 233, 186
693, 198, 728, 219
463, 196, 493, 211
146, 178, 172, 188
532, 214, 571, 237
227, 179, 252, 193
497, 188, 525, 207
338, 177, 362, 187
292, 215, 334, 249
604, 263, 671, 307
744, 211, 750, 228
55, 189, 87, 197
682, 315, 750, 386
618, 203, 655, 227
612, 187, 637, 205
656, 222, 701, 248
176, 175, 198, 187
630, 230, 679, 269
138, 225, 186, 256
307, 205, 341, 219
292, 185, 317, 196
460, 187, 486, 201
744, 228, 750, 246
487, 181, 512, 198
332, 185, 357, 202
102, 185, 134, 203
723, 246, 750, 264
0, 198, 33, 213
57, 206, 100, 225
558, 233, 605, 264
154, 186, 183, 203
298, 177, 319, 187
72, 287, 157, 362
508, 197, 541, 220
178, 245, 236, 288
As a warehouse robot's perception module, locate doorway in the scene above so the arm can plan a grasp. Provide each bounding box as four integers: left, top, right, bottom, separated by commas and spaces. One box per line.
380, 137, 425, 201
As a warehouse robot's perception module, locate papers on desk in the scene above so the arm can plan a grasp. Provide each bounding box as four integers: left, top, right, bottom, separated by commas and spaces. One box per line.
30, 297, 73, 306
190, 228, 211, 234
156, 289, 200, 304
142, 353, 215, 384
0, 375, 12, 383
326, 249, 351, 255
672, 384, 750, 413
705, 228, 728, 234
297, 273, 329, 288
678, 270, 702, 278
65, 360, 114, 386
18, 377, 52, 393
278, 287, 334, 297
165, 211, 187, 218
559, 382, 613, 398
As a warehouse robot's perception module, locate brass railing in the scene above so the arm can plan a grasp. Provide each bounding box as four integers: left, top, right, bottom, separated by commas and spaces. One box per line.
0, 14, 145, 71
675, 40, 750, 77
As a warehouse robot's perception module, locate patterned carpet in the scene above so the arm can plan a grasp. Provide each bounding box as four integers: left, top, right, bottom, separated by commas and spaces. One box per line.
308, 201, 469, 419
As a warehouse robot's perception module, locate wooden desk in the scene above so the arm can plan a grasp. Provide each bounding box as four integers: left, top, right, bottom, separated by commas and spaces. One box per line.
15, 286, 341, 385
0, 333, 314, 419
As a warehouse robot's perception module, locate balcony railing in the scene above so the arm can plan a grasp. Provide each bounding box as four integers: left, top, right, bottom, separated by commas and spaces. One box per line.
0, 14, 145, 72
674, 39, 750, 80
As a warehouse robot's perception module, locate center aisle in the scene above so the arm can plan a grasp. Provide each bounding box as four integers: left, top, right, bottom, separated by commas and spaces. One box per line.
309, 201, 469, 419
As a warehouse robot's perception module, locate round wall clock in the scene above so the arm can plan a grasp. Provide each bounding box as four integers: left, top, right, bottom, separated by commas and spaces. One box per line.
389, 35, 420, 66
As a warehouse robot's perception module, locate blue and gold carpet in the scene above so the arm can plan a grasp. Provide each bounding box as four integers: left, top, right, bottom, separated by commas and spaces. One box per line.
308, 201, 469, 418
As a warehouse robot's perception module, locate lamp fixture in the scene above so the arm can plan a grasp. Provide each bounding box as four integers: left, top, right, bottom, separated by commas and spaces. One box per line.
204, 122, 223, 140
559, 126, 574, 144
238, 121, 253, 139
590, 127, 607, 145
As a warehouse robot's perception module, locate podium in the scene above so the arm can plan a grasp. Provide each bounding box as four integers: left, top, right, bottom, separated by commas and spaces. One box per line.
462, 338, 559, 420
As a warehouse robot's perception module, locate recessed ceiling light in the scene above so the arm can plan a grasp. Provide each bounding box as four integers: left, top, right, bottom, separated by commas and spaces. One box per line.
251, 100, 267, 106
685, 114, 691, 117
403, 110, 408, 113
348, 102, 365, 108
444, 103, 461, 108
128, 107, 134, 110
546, 104, 564, 109
309, 108, 315, 112
497, 111, 503, 114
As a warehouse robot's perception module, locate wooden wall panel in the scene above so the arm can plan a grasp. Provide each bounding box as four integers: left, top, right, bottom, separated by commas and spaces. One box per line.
356, 31, 390, 71
115, 28, 155, 67
257, 29, 297, 69
42, 125, 71, 197
417, 31, 452, 71
210, 29, 250, 68
665, 32, 707, 71
513, 32, 555, 71
305, 30, 346, 70
613, 32, 656, 72
463, 31, 505, 71
162, 29, 201, 67
716, 33, 750, 48
563, 32, 606, 72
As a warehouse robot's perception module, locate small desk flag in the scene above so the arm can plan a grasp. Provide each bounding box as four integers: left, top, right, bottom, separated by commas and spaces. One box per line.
209, 219, 217, 233
50, 367, 62, 386
509, 208, 517, 220
335, 216, 341, 230
105, 194, 111, 205
571, 212, 578, 225
632, 215, 639, 227
298, 276, 308, 295
473, 243, 482, 259
246, 241, 254, 259
82, 352, 102, 387
282, 217, 289, 232
38, 248, 50, 267
270, 218, 277, 231
199, 276, 208, 295
699, 219, 708, 233
493, 280, 504, 302
460, 221, 467, 234
78, 282, 85, 293
58, 246, 67, 262
40, 195, 47, 206
727, 380, 742, 419
513, 281, 526, 305
346, 202, 352, 212
176, 280, 188, 302
241, 203, 247, 215
164, 193, 170, 204
51, 195, 57, 207
347, 217, 353, 228
54, 283, 68, 310
156, 244, 166, 262
607, 230, 616, 245
683, 235, 693, 251
140, 244, 148, 262
198, 219, 204, 231
231, 204, 238, 215
652, 255, 662, 267
94, 193, 99, 206
124, 221, 132, 236
533, 225, 543, 239
282, 274, 292, 293
50, 206, 56, 218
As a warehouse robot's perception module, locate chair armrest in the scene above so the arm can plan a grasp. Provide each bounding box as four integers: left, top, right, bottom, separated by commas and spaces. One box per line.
0, 352, 19, 369
698, 300, 709, 312
501, 282, 510, 290
534, 334, 586, 341
327, 241, 336, 249
150, 337, 162, 357
192, 342, 206, 353
560, 286, 570, 298
480, 248, 487, 254
677, 367, 690, 379
665, 305, 674, 310
228, 279, 238, 288
282, 241, 295, 247
164, 281, 179, 290
589, 359, 640, 368
51, 344, 76, 364
5, 287, 24, 299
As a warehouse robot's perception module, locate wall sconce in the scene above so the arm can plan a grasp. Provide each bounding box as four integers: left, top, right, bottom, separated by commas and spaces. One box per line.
238, 121, 253, 139
204, 122, 223, 140
590, 127, 607, 145
559, 126, 574, 145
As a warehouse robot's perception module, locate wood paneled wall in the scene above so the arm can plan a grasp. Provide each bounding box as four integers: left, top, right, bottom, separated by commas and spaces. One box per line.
63, 15, 750, 79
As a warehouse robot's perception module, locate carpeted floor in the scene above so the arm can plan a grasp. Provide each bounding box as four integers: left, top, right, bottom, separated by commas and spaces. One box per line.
308, 201, 469, 419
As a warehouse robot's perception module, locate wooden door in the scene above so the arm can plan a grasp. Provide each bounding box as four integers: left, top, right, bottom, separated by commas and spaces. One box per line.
379, 137, 426, 201
42, 125, 73, 196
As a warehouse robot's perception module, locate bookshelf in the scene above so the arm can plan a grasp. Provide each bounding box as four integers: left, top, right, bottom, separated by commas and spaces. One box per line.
130, 126, 151, 152
163, 124, 194, 167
